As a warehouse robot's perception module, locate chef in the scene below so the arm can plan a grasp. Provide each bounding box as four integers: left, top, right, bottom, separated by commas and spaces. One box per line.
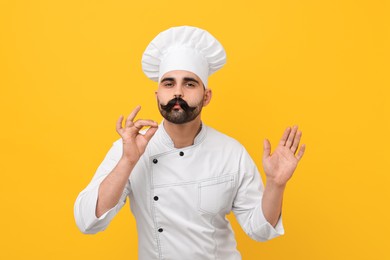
74, 26, 305, 259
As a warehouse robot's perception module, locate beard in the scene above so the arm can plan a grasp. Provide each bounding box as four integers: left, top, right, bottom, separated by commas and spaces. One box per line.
158, 97, 203, 124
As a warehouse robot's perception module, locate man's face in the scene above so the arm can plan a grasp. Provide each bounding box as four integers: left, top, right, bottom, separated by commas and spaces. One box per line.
156, 70, 212, 124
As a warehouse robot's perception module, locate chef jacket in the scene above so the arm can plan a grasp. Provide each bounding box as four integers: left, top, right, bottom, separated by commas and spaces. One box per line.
74, 123, 284, 259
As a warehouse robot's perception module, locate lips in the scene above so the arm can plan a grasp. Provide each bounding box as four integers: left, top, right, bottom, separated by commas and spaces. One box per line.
161, 97, 195, 112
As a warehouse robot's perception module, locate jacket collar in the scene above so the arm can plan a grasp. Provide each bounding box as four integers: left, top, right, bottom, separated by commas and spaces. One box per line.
159, 120, 207, 148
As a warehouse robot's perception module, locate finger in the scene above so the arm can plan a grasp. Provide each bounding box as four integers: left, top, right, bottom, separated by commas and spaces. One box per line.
263, 139, 271, 160
290, 130, 302, 154
116, 115, 124, 133
296, 144, 306, 161
143, 125, 159, 142
279, 127, 291, 146
133, 119, 158, 130
285, 125, 298, 148
125, 105, 141, 126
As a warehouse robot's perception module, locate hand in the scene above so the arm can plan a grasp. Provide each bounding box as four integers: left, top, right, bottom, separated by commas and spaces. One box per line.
116, 105, 158, 164
262, 126, 306, 187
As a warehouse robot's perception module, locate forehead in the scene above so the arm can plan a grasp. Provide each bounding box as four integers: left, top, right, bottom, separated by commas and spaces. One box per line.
160, 70, 201, 81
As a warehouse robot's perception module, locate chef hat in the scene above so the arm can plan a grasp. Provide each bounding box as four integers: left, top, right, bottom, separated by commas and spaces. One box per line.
141, 26, 226, 87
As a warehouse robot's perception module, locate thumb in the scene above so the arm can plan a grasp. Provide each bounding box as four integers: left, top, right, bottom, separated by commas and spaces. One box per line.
263, 139, 271, 160
143, 125, 158, 142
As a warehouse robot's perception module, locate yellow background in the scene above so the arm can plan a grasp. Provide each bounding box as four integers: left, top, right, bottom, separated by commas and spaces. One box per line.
1, 0, 389, 259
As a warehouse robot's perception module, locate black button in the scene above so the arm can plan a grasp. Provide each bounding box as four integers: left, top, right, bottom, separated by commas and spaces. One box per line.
153, 158, 158, 164
158, 228, 163, 233
154, 196, 159, 201
179, 151, 184, 156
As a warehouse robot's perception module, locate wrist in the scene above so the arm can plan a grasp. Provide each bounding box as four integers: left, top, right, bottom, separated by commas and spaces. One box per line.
119, 156, 138, 167
265, 179, 287, 191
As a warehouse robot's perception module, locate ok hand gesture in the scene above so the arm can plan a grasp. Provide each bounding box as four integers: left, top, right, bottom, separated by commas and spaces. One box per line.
116, 106, 158, 164
262, 126, 306, 187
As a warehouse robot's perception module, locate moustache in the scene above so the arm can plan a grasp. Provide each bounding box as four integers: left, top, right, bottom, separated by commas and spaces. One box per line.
160, 98, 196, 112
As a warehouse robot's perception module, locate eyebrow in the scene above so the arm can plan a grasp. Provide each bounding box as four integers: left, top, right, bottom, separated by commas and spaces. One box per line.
183, 77, 199, 84
160, 77, 200, 84
160, 77, 175, 83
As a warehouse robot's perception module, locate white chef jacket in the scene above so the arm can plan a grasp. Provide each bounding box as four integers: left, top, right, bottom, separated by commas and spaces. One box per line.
74, 123, 284, 259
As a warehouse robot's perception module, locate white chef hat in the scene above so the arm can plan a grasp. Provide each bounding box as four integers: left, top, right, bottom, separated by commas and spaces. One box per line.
141, 26, 226, 87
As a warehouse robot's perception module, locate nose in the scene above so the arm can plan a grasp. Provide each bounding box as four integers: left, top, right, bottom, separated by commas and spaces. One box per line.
173, 85, 184, 98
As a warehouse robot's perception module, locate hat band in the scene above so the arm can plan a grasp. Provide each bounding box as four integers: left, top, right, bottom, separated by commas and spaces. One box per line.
159, 46, 209, 87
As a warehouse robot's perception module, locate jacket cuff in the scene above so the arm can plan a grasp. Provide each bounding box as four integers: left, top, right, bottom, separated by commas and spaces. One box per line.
250, 201, 285, 241
75, 182, 127, 234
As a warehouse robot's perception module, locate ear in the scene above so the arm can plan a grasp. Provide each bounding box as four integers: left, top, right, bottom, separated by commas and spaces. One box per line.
203, 89, 212, 106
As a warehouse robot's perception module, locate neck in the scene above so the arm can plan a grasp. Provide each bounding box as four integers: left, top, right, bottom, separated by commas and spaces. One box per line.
163, 117, 202, 148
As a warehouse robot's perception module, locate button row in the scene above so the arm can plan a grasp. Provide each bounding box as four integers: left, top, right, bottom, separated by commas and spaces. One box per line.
152, 152, 185, 164
153, 152, 184, 235
154, 197, 162, 232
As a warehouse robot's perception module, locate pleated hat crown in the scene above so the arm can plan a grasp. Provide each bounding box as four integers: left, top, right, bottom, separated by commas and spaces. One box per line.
141, 26, 226, 87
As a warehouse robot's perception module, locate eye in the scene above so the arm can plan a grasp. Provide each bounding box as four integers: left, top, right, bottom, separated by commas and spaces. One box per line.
185, 82, 196, 88
163, 82, 174, 87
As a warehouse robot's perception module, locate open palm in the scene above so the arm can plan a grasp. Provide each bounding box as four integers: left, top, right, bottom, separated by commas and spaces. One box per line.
262, 126, 305, 186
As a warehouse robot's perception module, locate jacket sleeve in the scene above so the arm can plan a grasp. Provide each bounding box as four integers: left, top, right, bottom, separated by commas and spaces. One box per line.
74, 139, 131, 234
232, 147, 284, 242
